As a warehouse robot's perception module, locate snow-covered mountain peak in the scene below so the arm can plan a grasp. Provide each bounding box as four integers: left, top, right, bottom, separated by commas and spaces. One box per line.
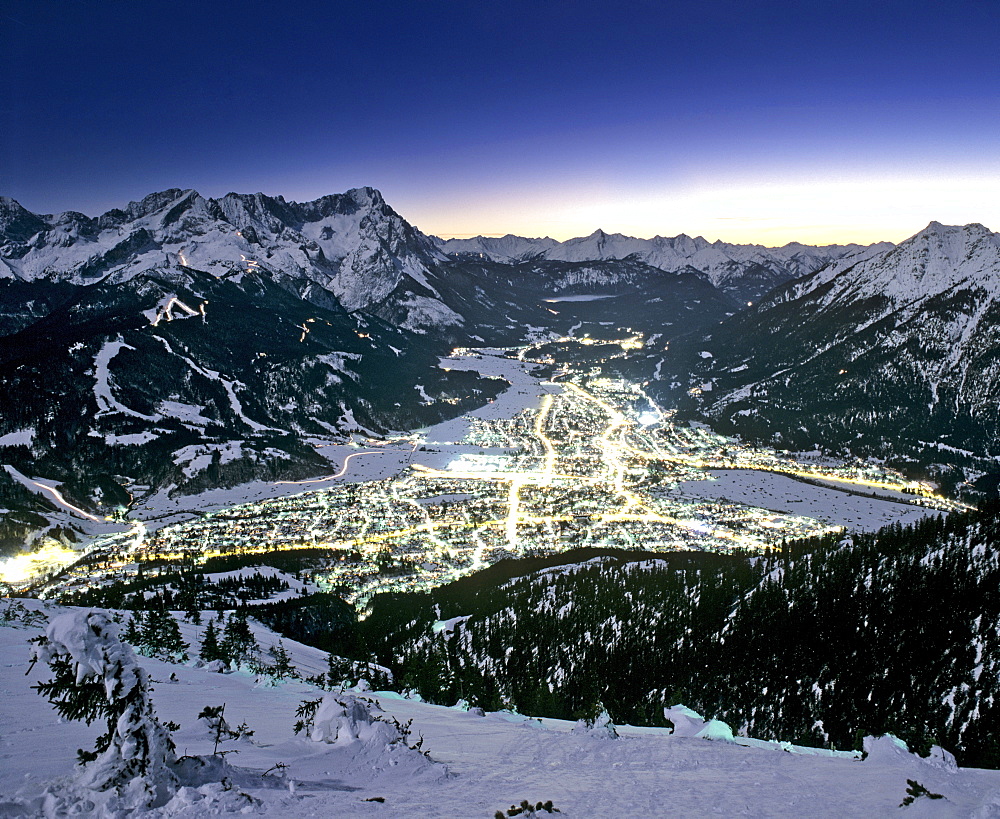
0, 188, 452, 325
216, 191, 301, 235
777, 222, 998, 316
431, 234, 559, 261
668, 220, 1000, 475
830, 221, 1000, 305
914, 220, 994, 240
0, 197, 48, 243
117, 188, 198, 221
343, 185, 384, 207
909, 220, 998, 266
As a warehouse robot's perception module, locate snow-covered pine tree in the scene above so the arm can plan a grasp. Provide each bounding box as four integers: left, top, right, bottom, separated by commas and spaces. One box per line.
140, 606, 188, 662
265, 641, 297, 680
29, 610, 178, 807
199, 618, 226, 664
222, 611, 258, 668
122, 610, 142, 645
326, 652, 352, 688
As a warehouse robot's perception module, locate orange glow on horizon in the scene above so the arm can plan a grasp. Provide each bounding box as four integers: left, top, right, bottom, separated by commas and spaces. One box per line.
412, 173, 998, 247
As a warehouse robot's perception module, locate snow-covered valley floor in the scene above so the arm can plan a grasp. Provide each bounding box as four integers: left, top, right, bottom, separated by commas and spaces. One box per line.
3, 603, 1000, 818
675, 469, 936, 532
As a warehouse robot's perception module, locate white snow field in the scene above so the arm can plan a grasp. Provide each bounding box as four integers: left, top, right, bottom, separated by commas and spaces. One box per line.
3, 602, 1000, 817
420, 349, 557, 445
675, 469, 937, 532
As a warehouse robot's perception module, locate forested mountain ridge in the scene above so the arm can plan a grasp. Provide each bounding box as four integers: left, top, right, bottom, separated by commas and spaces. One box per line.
361, 501, 1000, 767
645, 221, 1000, 495
0, 262, 502, 556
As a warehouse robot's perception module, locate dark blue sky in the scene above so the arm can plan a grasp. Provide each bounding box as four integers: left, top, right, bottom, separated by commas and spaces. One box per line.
3, 0, 998, 243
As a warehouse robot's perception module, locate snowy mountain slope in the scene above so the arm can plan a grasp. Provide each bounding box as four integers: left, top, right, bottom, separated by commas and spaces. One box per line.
647, 221, 1000, 492
3, 599, 1000, 817
437, 227, 886, 302
431, 233, 561, 261
396, 256, 738, 344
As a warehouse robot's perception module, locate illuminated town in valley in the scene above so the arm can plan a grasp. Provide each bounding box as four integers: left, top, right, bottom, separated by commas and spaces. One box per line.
11, 335, 961, 604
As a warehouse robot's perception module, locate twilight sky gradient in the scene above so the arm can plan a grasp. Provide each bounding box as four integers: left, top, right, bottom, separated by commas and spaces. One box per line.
2, 0, 998, 245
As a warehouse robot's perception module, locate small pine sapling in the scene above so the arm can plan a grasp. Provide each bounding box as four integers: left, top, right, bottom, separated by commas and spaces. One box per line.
122, 611, 142, 645
221, 611, 258, 667
199, 619, 226, 664
325, 653, 352, 689
158, 610, 189, 662
378, 713, 428, 755
198, 704, 254, 757
293, 698, 324, 736
900, 779, 944, 807
263, 641, 298, 681
139, 607, 189, 662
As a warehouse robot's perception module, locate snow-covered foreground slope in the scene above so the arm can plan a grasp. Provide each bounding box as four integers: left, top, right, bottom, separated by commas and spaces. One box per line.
3, 603, 1000, 817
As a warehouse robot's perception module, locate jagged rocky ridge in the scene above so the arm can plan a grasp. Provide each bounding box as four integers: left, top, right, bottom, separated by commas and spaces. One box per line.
644, 221, 1000, 495
360, 502, 1000, 768
0, 187, 450, 326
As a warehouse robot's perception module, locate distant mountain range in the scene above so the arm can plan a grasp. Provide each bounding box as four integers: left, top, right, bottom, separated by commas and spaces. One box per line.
435, 230, 881, 302
0, 187, 872, 330
0, 187, 453, 332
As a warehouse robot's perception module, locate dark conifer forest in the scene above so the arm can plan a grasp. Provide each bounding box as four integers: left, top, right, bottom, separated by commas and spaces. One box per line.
360, 502, 1000, 767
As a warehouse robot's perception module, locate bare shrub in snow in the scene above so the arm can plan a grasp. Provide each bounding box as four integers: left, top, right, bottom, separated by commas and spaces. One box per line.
198, 703, 255, 757
496, 799, 561, 816
309, 692, 429, 756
